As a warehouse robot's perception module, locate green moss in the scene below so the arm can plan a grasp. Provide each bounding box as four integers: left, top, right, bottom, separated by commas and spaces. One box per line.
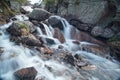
108, 36, 120, 42
19, 23, 29, 32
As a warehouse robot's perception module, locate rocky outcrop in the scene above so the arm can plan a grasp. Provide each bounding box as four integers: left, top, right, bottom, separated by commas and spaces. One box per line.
14, 67, 37, 80
45, 0, 109, 24
28, 8, 51, 21
7, 21, 36, 36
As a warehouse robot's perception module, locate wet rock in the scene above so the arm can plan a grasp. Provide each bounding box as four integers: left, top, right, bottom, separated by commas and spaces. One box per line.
21, 34, 42, 47
40, 47, 53, 54
29, 8, 51, 21
7, 22, 22, 36
91, 26, 104, 37
102, 28, 115, 38
58, 45, 64, 49
48, 16, 64, 30
72, 40, 80, 45
76, 61, 88, 67
81, 65, 97, 70
20, 6, 31, 14
64, 54, 75, 66
81, 43, 110, 57
70, 19, 92, 31
0, 47, 4, 53
14, 67, 37, 80
45, 38, 55, 45
53, 28, 66, 43
7, 21, 36, 36
71, 27, 105, 46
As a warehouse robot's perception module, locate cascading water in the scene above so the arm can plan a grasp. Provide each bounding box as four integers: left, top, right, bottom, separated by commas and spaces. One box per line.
0, 14, 120, 80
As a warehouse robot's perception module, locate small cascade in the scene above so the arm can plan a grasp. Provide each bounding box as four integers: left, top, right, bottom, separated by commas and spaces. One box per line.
42, 23, 53, 37
36, 27, 43, 35
62, 18, 72, 39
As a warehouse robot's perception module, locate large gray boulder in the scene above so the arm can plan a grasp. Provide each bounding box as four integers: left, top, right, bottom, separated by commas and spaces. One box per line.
46, 0, 108, 24
28, 8, 51, 21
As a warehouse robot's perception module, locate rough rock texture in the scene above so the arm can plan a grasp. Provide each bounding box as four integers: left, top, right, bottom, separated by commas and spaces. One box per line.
29, 8, 51, 21
48, 16, 64, 30
46, 0, 108, 24
7, 21, 36, 36
53, 28, 66, 43
71, 27, 105, 46
14, 67, 37, 80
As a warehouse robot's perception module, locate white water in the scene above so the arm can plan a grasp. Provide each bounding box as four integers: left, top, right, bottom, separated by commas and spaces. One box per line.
0, 15, 120, 80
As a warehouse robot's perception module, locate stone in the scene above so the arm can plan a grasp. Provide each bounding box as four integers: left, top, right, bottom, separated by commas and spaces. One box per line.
53, 28, 66, 43
91, 26, 104, 37
7, 21, 36, 36
10, 1, 20, 12
0, 47, 4, 56
14, 67, 37, 80
48, 16, 64, 30
102, 28, 115, 38
29, 8, 51, 21
64, 54, 75, 66
47, 0, 108, 24
21, 34, 42, 47
71, 27, 105, 46
40, 47, 53, 54
81, 43, 110, 57
45, 38, 55, 45
81, 65, 97, 70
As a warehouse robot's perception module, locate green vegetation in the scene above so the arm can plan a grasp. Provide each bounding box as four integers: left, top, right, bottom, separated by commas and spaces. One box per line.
0, 0, 29, 16
108, 36, 120, 42
19, 23, 29, 32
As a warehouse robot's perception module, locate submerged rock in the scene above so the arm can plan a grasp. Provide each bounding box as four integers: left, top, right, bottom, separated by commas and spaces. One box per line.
14, 67, 37, 80
29, 8, 51, 21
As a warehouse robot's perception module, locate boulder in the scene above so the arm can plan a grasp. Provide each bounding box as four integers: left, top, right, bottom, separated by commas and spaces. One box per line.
53, 28, 66, 43
102, 28, 115, 38
45, 38, 55, 45
7, 21, 36, 36
21, 34, 42, 47
46, 0, 108, 24
29, 8, 51, 21
14, 67, 37, 80
48, 16, 64, 30
91, 26, 104, 37
71, 27, 105, 46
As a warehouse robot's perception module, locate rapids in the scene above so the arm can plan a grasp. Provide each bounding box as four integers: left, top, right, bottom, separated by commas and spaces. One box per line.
0, 15, 120, 80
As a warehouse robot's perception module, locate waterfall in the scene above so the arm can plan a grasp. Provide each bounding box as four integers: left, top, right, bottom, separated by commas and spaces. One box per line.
0, 15, 120, 80
42, 23, 53, 37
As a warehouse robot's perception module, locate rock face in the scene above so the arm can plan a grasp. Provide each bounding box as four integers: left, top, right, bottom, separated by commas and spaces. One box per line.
14, 67, 37, 80
46, 0, 108, 24
29, 8, 51, 21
